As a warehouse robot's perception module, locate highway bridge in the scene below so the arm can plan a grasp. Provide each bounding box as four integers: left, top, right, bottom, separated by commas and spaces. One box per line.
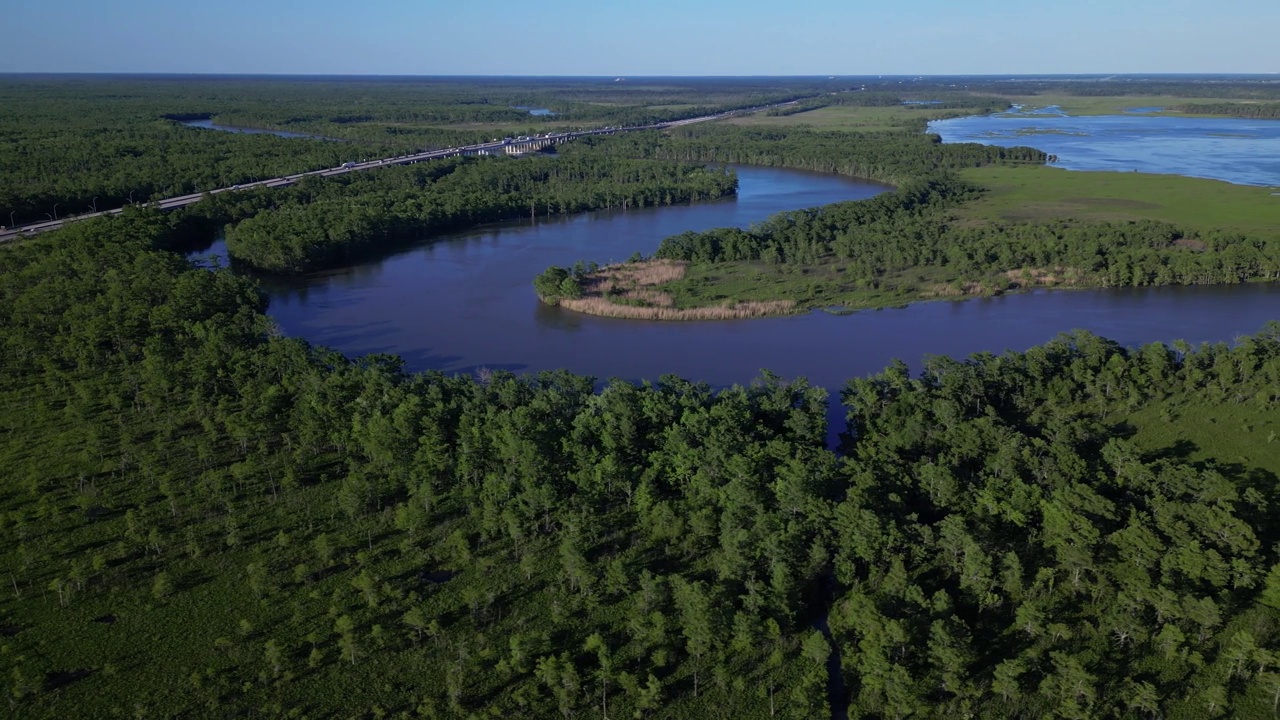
0, 101, 797, 244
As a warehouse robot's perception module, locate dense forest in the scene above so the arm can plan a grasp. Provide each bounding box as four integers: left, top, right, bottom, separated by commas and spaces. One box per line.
939, 76, 1280, 101
1171, 102, 1280, 120
220, 152, 737, 273
3, 204, 1280, 719
765, 94, 1010, 118
17, 72, 1276, 229
578, 125, 1047, 186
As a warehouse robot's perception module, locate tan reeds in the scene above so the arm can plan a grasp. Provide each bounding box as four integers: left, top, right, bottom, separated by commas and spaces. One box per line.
583, 259, 687, 290
559, 259, 798, 320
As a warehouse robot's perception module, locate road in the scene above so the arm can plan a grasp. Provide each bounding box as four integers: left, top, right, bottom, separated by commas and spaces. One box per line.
0, 101, 797, 244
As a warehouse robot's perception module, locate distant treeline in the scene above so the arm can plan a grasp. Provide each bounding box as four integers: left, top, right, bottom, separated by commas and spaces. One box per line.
765, 93, 1009, 118
1171, 102, 1280, 120
577, 125, 1047, 186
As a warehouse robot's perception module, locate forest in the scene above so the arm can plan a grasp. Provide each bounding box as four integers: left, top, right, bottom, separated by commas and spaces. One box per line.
1171, 102, 1280, 120
764, 94, 1010, 118
3, 203, 1280, 719
4, 74, 1280, 719
575, 125, 1047, 187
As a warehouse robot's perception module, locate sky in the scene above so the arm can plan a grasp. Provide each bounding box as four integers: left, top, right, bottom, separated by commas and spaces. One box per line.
2, 0, 1277, 76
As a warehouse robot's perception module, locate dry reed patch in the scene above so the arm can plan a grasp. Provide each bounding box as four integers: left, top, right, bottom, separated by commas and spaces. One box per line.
578, 260, 686, 309
922, 281, 991, 298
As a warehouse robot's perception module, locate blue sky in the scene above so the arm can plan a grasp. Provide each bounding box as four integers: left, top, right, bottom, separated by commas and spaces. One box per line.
2, 0, 1276, 75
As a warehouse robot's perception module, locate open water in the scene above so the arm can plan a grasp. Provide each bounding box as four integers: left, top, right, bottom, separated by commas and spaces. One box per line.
930, 110, 1280, 186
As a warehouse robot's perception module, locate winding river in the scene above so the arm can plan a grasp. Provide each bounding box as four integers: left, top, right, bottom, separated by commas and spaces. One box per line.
194, 165, 1280, 444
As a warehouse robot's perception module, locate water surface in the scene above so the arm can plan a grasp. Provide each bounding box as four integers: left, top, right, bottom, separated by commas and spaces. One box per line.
930, 112, 1280, 186
195, 165, 1280, 442
180, 118, 339, 141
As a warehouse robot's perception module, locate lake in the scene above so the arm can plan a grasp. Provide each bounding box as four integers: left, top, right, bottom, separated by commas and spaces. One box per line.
194, 165, 1280, 443
929, 111, 1280, 186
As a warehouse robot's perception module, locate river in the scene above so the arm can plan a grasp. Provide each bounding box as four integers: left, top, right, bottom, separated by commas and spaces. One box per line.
192, 165, 1280, 445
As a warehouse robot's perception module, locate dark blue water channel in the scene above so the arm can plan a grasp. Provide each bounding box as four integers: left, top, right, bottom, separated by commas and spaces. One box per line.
181, 118, 340, 141
930, 111, 1280, 186
196, 165, 1280, 445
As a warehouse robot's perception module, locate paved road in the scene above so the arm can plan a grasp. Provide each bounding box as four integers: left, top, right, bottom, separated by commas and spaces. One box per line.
0, 101, 797, 244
